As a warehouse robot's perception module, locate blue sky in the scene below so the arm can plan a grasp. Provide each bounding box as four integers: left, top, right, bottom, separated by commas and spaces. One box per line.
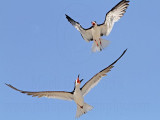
1, 0, 160, 119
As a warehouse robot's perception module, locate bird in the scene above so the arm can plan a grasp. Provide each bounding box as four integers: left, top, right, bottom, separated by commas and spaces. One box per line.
6, 49, 127, 118
65, 0, 130, 52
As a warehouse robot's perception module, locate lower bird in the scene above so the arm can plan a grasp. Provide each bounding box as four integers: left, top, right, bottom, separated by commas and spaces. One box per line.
6, 49, 127, 118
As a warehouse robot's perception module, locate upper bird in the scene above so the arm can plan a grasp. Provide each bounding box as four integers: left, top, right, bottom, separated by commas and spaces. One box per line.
65, 0, 130, 52
6, 49, 127, 118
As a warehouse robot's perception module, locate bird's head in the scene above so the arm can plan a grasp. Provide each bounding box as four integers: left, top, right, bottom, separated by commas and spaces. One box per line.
75, 74, 83, 85
91, 21, 97, 26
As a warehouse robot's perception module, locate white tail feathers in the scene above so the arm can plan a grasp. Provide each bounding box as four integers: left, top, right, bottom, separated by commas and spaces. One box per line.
92, 41, 100, 52
101, 39, 110, 49
76, 103, 93, 118
91, 39, 110, 52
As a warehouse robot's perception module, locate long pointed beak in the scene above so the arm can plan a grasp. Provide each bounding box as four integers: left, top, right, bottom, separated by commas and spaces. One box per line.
80, 79, 83, 83
77, 74, 80, 84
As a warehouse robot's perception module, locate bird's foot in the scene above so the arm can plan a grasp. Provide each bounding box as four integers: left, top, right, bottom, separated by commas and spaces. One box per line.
95, 40, 99, 47
80, 106, 83, 109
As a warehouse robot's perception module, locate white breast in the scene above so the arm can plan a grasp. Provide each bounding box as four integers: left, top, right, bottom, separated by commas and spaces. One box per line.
92, 26, 101, 40
74, 89, 84, 106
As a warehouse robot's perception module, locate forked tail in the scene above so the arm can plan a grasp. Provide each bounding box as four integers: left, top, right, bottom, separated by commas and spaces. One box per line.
76, 103, 93, 118
91, 39, 110, 52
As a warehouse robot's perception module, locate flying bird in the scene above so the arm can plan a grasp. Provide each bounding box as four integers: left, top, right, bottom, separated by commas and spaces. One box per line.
65, 0, 130, 52
6, 49, 127, 118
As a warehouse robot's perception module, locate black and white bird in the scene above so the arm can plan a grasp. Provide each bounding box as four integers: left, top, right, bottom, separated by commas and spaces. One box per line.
6, 49, 127, 118
65, 0, 129, 52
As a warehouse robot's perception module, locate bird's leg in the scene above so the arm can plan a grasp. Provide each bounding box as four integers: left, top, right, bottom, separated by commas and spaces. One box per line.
99, 38, 102, 46
80, 106, 83, 109
99, 38, 102, 51
95, 40, 99, 47
77, 103, 83, 109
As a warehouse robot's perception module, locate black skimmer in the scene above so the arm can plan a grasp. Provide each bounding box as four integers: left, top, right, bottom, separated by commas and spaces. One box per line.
65, 0, 129, 52
6, 49, 127, 118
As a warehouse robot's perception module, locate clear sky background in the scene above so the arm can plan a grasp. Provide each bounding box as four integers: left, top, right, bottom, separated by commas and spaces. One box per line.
1, 0, 160, 120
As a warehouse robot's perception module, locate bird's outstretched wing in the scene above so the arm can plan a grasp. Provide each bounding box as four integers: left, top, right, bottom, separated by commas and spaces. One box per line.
98, 0, 130, 36
81, 49, 127, 96
65, 14, 93, 42
6, 84, 73, 101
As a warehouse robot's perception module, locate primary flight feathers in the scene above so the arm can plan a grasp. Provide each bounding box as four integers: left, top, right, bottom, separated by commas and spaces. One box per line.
5, 84, 74, 100
66, 0, 129, 52
6, 49, 127, 118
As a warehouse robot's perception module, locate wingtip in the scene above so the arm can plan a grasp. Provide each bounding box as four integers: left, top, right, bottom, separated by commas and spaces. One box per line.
65, 14, 70, 19
5, 83, 13, 88
123, 0, 130, 2
5, 83, 18, 91
121, 48, 128, 57
65, 14, 68, 17
112, 48, 128, 65
124, 48, 128, 52
124, 0, 130, 5
5, 83, 10, 86
126, 0, 130, 3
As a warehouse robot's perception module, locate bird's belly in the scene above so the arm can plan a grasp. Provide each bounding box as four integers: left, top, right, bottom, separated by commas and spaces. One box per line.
74, 92, 84, 106
92, 29, 101, 40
